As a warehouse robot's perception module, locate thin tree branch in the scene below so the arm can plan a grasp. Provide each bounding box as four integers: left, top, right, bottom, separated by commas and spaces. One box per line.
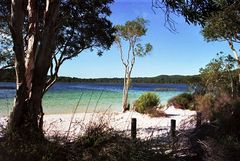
44, 75, 57, 94
151, 0, 177, 32
60, 46, 88, 64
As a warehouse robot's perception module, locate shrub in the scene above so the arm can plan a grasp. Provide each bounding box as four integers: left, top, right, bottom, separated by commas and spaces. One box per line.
134, 92, 160, 114
195, 93, 215, 120
211, 99, 240, 137
167, 93, 194, 110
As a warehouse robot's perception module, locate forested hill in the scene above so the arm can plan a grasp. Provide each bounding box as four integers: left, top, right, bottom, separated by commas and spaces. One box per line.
0, 69, 200, 84
57, 75, 200, 84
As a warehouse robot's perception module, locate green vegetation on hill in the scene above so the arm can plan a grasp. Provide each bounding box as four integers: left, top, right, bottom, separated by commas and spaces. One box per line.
0, 69, 15, 82
0, 69, 200, 84
58, 75, 201, 84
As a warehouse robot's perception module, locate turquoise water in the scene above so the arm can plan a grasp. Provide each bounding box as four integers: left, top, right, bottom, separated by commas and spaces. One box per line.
0, 82, 188, 116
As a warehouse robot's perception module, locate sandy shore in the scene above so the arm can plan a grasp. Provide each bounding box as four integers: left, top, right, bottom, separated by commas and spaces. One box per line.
0, 106, 196, 139
43, 106, 197, 139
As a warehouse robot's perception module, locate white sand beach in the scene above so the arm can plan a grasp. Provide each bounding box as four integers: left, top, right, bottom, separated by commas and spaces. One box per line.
0, 106, 196, 139
43, 106, 197, 139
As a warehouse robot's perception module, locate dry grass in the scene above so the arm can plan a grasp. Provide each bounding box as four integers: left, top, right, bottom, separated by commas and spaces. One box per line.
144, 108, 166, 117
195, 93, 215, 120
0, 117, 171, 161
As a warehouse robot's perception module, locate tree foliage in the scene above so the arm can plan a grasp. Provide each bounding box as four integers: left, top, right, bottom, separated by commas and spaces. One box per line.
201, 1, 240, 51
167, 93, 194, 110
0, 0, 115, 91
199, 53, 238, 96
202, 2, 240, 43
152, 0, 221, 31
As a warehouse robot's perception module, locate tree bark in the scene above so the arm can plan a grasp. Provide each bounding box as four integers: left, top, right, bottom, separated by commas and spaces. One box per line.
8, 0, 59, 137
26, 0, 59, 134
9, 0, 28, 132
25, 0, 38, 93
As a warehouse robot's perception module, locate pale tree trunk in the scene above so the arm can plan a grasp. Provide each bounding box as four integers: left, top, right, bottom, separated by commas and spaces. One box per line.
122, 69, 130, 112
8, 0, 59, 137
120, 41, 135, 112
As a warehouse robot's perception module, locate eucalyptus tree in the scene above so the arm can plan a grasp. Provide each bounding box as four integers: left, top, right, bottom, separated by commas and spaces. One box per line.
0, 0, 115, 136
201, 1, 240, 82
115, 18, 152, 112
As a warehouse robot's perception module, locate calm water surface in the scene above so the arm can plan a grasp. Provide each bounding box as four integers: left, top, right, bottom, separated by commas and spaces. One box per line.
0, 82, 189, 116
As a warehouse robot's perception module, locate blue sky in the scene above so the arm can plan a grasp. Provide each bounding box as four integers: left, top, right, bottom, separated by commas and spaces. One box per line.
59, 0, 230, 78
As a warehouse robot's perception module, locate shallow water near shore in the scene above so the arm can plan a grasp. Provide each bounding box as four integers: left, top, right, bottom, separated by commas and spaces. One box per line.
0, 82, 189, 116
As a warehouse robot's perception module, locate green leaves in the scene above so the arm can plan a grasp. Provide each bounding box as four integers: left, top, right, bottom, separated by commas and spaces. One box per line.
199, 53, 238, 94
202, 2, 240, 42
134, 92, 160, 113
0, 0, 116, 65
135, 43, 152, 57
57, 0, 115, 59
115, 18, 148, 41
115, 18, 152, 57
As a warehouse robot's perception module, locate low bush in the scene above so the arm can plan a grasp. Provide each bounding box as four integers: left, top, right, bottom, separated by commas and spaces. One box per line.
167, 93, 194, 110
0, 133, 66, 161
195, 93, 215, 120
134, 92, 160, 114
189, 97, 240, 161
211, 98, 240, 137
194, 91, 240, 137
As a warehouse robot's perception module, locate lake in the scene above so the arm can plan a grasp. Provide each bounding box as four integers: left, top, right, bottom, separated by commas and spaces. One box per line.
0, 82, 189, 116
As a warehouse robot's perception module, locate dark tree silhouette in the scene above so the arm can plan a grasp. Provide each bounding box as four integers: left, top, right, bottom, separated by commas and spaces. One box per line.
0, 0, 115, 137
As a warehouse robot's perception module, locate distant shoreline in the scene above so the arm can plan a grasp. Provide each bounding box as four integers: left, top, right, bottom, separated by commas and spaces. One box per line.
0, 69, 200, 84
0, 86, 15, 90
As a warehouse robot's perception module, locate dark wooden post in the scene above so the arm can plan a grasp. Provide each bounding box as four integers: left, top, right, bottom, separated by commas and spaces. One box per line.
170, 119, 176, 137
131, 118, 137, 139
196, 112, 202, 128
